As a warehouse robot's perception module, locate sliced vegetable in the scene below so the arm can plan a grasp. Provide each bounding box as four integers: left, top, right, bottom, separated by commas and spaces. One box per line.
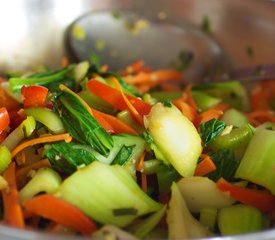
192, 90, 222, 111
87, 79, 151, 116
221, 108, 248, 128
218, 204, 264, 235
55, 161, 163, 227
0, 146, 11, 173
1, 162, 25, 228
23, 194, 97, 236
217, 178, 275, 212
0, 107, 10, 133
194, 155, 216, 176
25, 107, 65, 134
235, 127, 275, 194
177, 176, 235, 213
199, 207, 218, 231
145, 103, 202, 177
19, 168, 62, 202
166, 182, 211, 239
56, 84, 113, 156
21, 85, 48, 108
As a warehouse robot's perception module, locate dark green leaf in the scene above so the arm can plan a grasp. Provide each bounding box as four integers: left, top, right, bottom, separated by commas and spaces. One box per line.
56, 89, 113, 156
206, 149, 239, 182
143, 131, 154, 144
200, 119, 226, 146
44, 142, 97, 174
111, 145, 135, 165
162, 100, 172, 108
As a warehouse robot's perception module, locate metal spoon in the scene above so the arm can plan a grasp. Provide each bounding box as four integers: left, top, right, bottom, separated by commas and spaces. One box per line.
65, 10, 230, 83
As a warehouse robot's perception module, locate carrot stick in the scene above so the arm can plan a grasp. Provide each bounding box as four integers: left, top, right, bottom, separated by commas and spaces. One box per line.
217, 178, 275, 212
111, 77, 144, 125
173, 98, 197, 122
91, 110, 115, 134
136, 151, 146, 171
194, 155, 216, 176
16, 159, 51, 182
199, 109, 223, 124
92, 109, 138, 135
211, 103, 230, 112
140, 172, 148, 193
22, 194, 97, 236
1, 162, 25, 228
11, 133, 72, 158
120, 60, 146, 75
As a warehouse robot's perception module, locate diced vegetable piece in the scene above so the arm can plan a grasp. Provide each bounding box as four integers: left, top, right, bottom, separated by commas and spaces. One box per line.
0, 107, 10, 133
19, 167, 62, 202
1, 116, 36, 151
166, 182, 211, 239
56, 85, 113, 156
199, 207, 218, 231
177, 176, 235, 213
0, 146, 11, 173
192, 90, 221, 111
193, 81, 250, 111
117, 110, 145, 134
128, 205, 167, 239
144, 103, 202, 177
209, 124, 254, 150
9, 65, 74, 92
55, 161, 162, 227
21, 85, 48, 108
218, 204, 263, 236
25, 107, 65, 134
221, 108, 248, 128
74, 61, 89, 83
235, 128, 275, 194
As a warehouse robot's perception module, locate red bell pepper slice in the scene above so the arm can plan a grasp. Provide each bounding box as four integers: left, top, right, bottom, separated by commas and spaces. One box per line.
21, 85, 49, 108
0, 107, 10, 133
217, 178, 275, 212
23, 194, 97, 236
86, 80, 152, 116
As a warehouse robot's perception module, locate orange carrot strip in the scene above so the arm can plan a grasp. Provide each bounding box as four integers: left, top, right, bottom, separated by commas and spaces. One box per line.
173, 98, 197, 122
217, 178, 275, 212
111, 77, 144, 125
136, 151, 146, 171
211, 103, 230, 112
199, 109, 223, 124
195, 155, 216, 176
120, 60, 146, 75
16, 159, 51, 182
91, 110, 115, 134
140, 172, 148, 193
11, 133, 72, 158
2, 162, 25, 228
123, 69, 182, 85
23, 194, 97, 236
92, 109, 138, 135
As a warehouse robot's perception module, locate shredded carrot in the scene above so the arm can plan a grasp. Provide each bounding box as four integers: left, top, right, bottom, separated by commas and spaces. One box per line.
182, 84, 198, 110
61, 56, 68, 67
123, 69, 182, 85
173, 98, 197, 123
11, 133, 72, 158
1, 162, 25, 228
111, 77, 144, 125
92, 108, 138, 135
211, 102, 230, 112
199, 109, 223, 124
120, 60, 146, 75
16, 159, 51, 182
15, 151, 26, 165
140, 172, 148, 193
195, 155, 216, 176
136, 151, 146, 171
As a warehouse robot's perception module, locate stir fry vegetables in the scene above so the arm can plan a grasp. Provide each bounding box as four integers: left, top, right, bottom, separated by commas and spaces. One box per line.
0, 58, 274, 239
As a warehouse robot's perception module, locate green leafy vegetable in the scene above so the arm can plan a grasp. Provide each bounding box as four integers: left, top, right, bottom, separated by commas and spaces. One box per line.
56, 86, 113, 156
111, 145, 135, 165
206, 149, 239, 182
200, 119, 226, 146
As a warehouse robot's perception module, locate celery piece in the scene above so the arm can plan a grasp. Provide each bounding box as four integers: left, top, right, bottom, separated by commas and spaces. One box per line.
218, 204, 263, 235
235, 128, 275, 194
19, 167, 62, 202
209, 124, 254, 150
117, 110, 145, 134
74, 61, 89, 83
128, 205, 167, 239
199, 207, 218, 231
221, 108, 248, 128
78, 89, 115, 114
193, 81, 250, 111
56, 161, 163, 227
9, 65, 74, 92
167, 182, 211, 239
25, 107, 65, 134
144, 103, 202, 177
0, 146, 11, 173
177, 177, 235, 213
192, 90, 221, 111
1, 116, 36, 151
